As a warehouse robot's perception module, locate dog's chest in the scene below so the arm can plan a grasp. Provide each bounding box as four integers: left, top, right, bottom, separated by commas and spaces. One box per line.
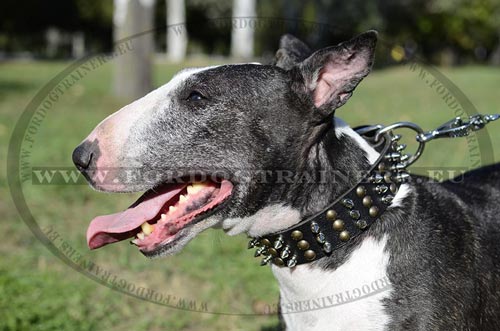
272, 236, 392, 331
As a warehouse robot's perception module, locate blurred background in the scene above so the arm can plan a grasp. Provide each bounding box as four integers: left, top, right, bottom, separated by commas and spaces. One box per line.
1, 0, 500, 330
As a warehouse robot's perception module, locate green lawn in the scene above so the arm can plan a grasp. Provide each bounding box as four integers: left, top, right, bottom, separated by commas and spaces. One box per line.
1, 59, 500, 331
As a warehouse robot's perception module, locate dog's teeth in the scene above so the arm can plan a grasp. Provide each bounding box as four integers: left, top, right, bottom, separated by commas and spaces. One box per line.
168, 206, 176, 213
141, 222, 154, 235
131, 239, 139, 245
179, 195, 188, 203
161, 213, 168, 220
187, 182, 207, 195
137, 232, 145, 240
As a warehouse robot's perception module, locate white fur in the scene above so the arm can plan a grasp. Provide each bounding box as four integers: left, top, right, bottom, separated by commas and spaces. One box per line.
389, 183, 410, 208
272, 235, 392, 331
222, 204, 301, 237
334, 117, 380, 164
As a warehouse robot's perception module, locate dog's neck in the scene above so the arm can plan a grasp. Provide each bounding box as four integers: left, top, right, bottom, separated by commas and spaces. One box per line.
221, 117, 377, 238
289, 117, 377, 217
271, 118, 393, 330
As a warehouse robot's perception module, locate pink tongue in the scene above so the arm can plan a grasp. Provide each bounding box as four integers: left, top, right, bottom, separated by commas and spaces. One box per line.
86, 184, 186, 249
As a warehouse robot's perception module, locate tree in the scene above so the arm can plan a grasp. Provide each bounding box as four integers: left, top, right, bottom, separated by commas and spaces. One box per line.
230, 0, 256, 59
113, 0, 156, 101
166, 0, 188, 62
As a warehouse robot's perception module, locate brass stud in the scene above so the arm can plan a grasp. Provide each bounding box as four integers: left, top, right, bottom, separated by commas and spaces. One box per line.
268, 248, 278, 256
291, 230, 303, 241
333, 219, 345, 231
378, 162, 386, 172
273, 257, 285, 266
326, 209, 337, 221
349, 210, 361, 220
356, 186, 366, 197
363, 196, 372, 207
356, 220, 368, 230
297, 240, 309, 250
304, 250, 316, 261
384, 172, 392, 183
260, 238, 271, 247
390, 183, 398, 194
339, 231, 350, 242
369, 206, 379, 217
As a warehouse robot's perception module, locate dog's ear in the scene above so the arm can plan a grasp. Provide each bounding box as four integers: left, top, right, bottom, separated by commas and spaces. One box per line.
296, 30, 377, 115
273, 34, 312, 70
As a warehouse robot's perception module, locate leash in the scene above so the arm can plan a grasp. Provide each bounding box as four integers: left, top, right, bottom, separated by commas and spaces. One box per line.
249, 113, 500, 268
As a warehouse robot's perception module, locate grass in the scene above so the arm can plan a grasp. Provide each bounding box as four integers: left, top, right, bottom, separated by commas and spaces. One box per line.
1, 58, 500, 331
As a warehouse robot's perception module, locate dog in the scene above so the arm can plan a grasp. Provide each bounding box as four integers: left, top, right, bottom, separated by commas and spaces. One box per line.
73, 31, 500, 330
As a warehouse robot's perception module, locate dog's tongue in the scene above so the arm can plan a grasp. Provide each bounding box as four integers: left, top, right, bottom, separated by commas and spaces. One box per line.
86, 184, 186, 249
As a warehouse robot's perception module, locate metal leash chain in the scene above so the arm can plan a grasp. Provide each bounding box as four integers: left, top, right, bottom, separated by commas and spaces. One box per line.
371, 114, 500, 167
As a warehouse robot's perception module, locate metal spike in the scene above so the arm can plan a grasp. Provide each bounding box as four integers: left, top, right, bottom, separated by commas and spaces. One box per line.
356, 219, 368, 230
323, 242, 332, 254
390, 163, 407, 171
370, 173, 384, 183
396, 144, 407, 152
248, 238, 260, 249
391, 134, 402, 142
316, 232, 326, 244
254, 246, 266, 257
400, 154, 409, 162
287, 256, 297, 268
349, 210, 361, 220
395, 172, 410, 182
385, 152, 401, 161
310, 221, 320, 234
341, 198, 355, 209
375, 185, 388, 194
273, 236, 284, 249
260, 255, 272, 266
382, 195, 394, 204
280, 246, 291, 259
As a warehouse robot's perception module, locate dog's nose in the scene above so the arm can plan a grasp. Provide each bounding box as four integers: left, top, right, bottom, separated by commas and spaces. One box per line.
72, 143, 94, 171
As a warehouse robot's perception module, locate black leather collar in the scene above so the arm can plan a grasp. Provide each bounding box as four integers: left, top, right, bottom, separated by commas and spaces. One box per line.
248, 126, 410, 268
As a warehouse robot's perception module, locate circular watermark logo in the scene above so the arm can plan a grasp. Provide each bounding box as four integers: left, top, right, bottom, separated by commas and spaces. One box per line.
7, 17, 497, 317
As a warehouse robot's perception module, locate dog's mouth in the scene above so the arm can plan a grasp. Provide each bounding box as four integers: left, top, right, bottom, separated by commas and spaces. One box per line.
86, 178, 233, 254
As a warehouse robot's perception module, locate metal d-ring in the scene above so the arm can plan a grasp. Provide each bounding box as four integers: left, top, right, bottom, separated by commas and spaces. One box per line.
374, 122, 425, 166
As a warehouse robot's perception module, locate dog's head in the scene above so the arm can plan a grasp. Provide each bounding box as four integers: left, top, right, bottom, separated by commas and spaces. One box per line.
73, 31, 377, 257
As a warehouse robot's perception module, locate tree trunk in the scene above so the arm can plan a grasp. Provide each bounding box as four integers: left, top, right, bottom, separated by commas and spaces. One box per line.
113, 0, 156, 102
72, 32, 85, 59
166, 0, 187, 62
230, 0, 256, 59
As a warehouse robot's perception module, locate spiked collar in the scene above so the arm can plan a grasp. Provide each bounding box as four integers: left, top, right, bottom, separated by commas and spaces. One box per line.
248, 126, 409, 268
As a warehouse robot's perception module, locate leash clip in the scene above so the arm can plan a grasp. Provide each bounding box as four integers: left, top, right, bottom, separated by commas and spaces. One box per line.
416, 114, 500, 143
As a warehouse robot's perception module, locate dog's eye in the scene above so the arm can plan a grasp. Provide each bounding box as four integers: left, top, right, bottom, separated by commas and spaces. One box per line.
186, 91, 205, 101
